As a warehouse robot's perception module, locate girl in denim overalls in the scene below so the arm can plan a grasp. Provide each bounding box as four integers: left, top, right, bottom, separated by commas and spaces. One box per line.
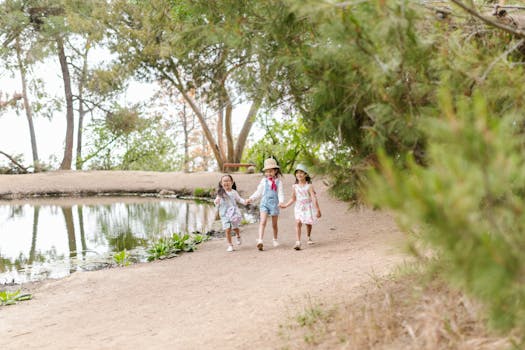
248, 158, 284, 251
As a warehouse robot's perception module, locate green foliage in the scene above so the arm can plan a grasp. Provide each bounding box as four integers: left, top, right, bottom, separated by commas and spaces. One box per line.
146, 232, 208, 261
146, 237, 174, 261
105, 106, 143, 136
249, 0, 435, 200
0, 289, 32, 306
85, 113, 180, 171
245, 115, 318, 173
191, 233, 208, 245
368, 90, 525, 332
193, 187, 213, 198
112, 250, 131, 267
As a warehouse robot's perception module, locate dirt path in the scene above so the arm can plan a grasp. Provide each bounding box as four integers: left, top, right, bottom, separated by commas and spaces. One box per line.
0, 171, 406, 349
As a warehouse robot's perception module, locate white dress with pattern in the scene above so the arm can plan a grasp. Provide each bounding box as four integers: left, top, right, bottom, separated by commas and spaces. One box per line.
293, 183, 316, 225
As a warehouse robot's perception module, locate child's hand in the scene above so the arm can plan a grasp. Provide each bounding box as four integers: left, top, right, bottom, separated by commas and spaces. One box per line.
316, 210, 322, 218
214, 198, 221, 205
279, 203, 287, 209
246, 198, 252, 205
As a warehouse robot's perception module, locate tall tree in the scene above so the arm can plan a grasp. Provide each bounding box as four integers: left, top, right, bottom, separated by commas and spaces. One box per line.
24, 1, 112, 170
14, 36, 40, 171
107, 0, 280, 169
0, 0, 43, 171
64, 1, 123, 170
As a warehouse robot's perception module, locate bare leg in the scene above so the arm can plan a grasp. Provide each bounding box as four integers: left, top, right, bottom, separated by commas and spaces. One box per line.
293, 221, 302, 250
306, 224, 312, 239
271, 215, 279, 240
258, 212, 268, 240
257, 212, 268, 250
233, 227, 241, 245
296, 221, 303, 242
225, 228, 233, 245
306, 224, 314, 245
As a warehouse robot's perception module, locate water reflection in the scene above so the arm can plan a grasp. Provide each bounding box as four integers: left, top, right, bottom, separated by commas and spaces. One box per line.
0, 197, 220, 284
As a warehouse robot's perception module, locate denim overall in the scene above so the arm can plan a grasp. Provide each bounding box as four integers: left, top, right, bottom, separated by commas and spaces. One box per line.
260, 178, 280, 216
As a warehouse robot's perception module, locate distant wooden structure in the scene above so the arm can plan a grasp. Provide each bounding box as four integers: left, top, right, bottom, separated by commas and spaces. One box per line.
222, 163, 256, 173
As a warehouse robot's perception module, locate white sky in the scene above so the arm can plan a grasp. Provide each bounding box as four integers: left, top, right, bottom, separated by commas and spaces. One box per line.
0, 68, 257, 169
0, 77, 156, 167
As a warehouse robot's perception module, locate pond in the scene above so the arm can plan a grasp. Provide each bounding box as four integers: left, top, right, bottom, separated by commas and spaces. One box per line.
0, 196, 254, 285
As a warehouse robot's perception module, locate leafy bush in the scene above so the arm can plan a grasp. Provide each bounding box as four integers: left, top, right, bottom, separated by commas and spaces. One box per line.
368, 91, 525, 332
244, 115, 318, 173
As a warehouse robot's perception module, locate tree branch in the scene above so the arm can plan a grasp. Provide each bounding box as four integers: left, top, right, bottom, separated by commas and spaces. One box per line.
0, 150, 28, 173
0, 93, 22, 108
450, 0, 525, 38
479, 38, 525, 83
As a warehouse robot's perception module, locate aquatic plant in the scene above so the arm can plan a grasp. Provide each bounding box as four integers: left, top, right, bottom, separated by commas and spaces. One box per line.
147, 238, 174, 261
113, 250, 132, 266
146, 232, 208, 261
193, 187, 213, 198
0, 289, 32, 306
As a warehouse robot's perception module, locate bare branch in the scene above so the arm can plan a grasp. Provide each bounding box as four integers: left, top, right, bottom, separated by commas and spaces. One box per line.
483, 5, 525, 11
0, 93, 22, 108
450, 0, 525, 38
0, 150, 28, 173
479, 38, 525, 83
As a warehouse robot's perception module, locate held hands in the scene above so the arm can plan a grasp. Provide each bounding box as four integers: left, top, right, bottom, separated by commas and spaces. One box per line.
279, 203, 287, 209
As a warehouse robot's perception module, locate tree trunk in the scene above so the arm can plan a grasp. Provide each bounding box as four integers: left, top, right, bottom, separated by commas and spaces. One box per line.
169, 64, 224, 168
57, 36, 75, 170
15, 36, 40, 172
182, 104, 190, 172
224, 93, 234, 162
217, 107, 226, 161
179, 88, 224, 169
76, 45, 89, 170
234, 98, 261, 162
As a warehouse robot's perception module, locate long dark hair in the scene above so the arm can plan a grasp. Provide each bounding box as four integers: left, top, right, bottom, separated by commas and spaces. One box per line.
217, 174, 237, 198
294, 171, 311, 184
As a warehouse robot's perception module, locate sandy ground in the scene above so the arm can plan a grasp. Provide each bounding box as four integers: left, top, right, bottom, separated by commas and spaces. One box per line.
0, 171, 407, 350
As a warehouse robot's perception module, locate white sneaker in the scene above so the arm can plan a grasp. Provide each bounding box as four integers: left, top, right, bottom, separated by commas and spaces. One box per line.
272, 239, 279, 247
227, 245, 234, 252
293, 241, 301, 250
235, 236, 242, 245
256, 239, 264, 251
307, 238, 315, 245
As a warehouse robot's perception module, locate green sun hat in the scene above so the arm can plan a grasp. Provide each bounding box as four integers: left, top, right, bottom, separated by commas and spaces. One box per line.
294, 163, 308, 174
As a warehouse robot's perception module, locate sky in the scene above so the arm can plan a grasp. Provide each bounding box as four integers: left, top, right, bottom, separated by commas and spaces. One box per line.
0, 78, 155, 168
0, 39, 266, 171
0, 72, 258, 170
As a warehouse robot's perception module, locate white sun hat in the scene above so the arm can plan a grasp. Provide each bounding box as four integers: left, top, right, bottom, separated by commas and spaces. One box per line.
294, 164, 308, 174
262, 158, 280, 171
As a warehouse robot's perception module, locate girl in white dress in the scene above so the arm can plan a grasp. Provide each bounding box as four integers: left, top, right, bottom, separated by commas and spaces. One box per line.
281, 164, 322, 250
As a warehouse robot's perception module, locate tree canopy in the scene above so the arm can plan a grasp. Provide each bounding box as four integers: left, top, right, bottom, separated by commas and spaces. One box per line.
1, 0, 525, 336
